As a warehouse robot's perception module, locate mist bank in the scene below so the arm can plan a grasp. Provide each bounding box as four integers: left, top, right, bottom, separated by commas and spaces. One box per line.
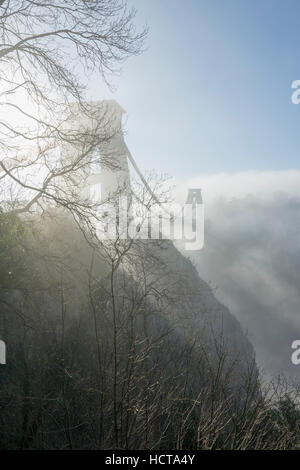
176, 170, 300, 379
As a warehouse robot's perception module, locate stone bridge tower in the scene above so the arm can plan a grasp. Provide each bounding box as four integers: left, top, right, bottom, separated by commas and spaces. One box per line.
60, 100, 131, 205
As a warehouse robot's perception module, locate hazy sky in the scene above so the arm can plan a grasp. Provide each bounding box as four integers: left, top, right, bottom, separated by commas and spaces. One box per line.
88, 0, 300, 377
89, 0, 300, 179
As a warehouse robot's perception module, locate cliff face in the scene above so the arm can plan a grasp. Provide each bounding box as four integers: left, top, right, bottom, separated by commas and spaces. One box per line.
0, 212, 259, 449
135, 240, 258, 390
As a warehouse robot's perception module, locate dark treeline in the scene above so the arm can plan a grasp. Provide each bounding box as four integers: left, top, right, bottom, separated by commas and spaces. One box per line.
0, 211, 300, 450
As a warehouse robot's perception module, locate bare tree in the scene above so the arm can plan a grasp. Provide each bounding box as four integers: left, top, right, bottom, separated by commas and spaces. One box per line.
0, 0, 146, 218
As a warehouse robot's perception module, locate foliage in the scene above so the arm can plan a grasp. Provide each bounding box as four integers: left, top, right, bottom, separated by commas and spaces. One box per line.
0, 210, 27, 288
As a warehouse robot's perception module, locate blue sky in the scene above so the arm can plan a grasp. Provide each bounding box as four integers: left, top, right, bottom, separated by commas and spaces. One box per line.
89, 0, 300, 179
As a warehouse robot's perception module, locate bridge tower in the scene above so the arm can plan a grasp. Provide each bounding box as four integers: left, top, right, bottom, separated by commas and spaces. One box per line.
60, 100, 131, 206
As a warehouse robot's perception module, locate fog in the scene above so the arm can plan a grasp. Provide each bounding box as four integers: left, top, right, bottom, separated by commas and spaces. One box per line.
176, 171, 300, 379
